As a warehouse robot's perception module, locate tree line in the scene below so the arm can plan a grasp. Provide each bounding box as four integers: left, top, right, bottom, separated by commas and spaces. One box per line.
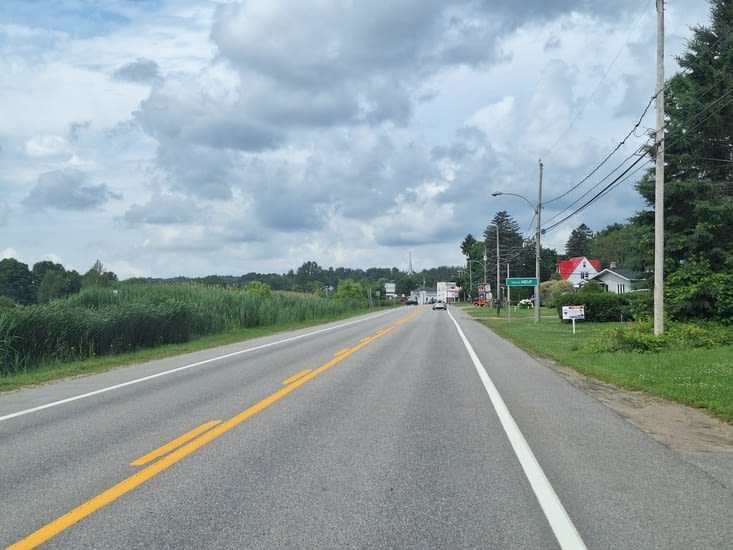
0, 256, 463, 307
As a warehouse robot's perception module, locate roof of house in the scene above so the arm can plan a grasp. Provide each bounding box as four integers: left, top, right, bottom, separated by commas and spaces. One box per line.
592, 268, 644, 281
557, 256, 602, 280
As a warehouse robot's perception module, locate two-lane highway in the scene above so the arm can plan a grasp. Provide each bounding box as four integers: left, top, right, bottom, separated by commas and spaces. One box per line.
1, 305, 731, 548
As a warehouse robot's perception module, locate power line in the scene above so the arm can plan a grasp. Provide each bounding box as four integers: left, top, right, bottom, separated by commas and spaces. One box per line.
543, 0, 654, 157
543, 7, 730, 210
542, 153, 651, 234
542, 146, 648, 227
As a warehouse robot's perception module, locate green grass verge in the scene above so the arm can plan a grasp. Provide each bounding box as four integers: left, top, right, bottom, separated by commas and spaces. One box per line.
460, 303, 733, 424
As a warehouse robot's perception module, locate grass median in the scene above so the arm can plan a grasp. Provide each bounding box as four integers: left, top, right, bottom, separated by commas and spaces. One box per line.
460, 303, 733, 424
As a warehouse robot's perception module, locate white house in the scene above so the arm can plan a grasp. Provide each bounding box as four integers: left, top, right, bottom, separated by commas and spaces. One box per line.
557, 256, 602, 287
591, 268, 644, 294
436, 281, 460, 303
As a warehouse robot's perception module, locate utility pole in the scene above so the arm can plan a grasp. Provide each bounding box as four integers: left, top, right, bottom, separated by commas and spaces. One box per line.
534, 159, 543, 323
654, 0, 665, 335
483, 246, 487, 286
468, 260, 472, 302
495, 225, 500, 309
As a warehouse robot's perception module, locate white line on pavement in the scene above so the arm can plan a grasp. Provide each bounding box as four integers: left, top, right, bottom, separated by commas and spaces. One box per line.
448, 309, 587, 550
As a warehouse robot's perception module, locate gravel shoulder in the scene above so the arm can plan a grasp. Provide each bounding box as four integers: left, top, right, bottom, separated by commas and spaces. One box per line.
541, 358, 733, 454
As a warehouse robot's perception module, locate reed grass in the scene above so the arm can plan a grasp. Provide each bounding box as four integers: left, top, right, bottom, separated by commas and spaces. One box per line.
0, 282, 368, 377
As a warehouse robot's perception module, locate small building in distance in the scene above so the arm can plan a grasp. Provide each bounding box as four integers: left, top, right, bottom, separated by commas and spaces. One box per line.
437, 281, 460, 303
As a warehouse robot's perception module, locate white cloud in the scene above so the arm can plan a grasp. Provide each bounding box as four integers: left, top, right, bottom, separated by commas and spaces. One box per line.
0, 0, 714, 278
24, 135, 69, 157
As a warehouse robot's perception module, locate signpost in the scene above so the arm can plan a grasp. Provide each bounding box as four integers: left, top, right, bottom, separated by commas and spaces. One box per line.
506, 277, 538, 287
562, 305, 585, 333
504, 277, 539, 323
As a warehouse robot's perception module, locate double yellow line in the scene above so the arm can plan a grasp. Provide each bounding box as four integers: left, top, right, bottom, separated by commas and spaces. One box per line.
9, 310, 419, 549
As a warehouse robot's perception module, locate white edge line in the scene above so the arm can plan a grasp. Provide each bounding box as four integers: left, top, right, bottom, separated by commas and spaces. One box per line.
0, 310, 395, 423
448, 310, 587, 550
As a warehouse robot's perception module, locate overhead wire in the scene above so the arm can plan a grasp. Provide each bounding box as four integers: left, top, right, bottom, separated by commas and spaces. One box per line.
542, 146, 648, 226
542, 0, 654, 159
540, 29, 733, 233
542, 80, 733, 232
491, 6, 731, 242
540, 7, 731, 224
542, 153, 652, 233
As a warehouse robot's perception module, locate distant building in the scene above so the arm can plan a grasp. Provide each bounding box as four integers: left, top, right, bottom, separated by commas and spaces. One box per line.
557, 256, 601, 287
437, 282, 460, 303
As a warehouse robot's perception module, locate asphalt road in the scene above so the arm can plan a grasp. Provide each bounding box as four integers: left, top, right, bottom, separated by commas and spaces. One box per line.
1, 305, 731, 549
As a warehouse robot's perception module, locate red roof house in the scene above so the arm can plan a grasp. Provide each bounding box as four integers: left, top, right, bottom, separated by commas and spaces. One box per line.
557, 256, 601, 286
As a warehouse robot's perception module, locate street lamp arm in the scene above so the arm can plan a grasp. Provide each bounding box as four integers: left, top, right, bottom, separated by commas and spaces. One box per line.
491, 191, 536, 212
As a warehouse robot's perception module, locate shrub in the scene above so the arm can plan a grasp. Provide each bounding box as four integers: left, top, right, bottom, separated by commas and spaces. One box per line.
541, 279, 574, 308
555, 291, 631, 322
665, 259, 733, 324
587, 321, 733, 353
243, 280, 271, 298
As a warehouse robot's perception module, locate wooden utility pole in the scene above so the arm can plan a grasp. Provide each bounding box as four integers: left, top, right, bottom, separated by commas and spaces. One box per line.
654, 0, 665, 335
534, 159, 543, 323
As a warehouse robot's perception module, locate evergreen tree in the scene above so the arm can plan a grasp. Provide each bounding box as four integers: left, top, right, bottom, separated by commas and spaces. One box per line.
484, 211, 524, 294
635, 0, 733, 273
565, 223, 595, 258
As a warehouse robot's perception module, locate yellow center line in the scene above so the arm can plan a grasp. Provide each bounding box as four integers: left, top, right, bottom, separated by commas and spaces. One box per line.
9, 309, 421, 550
130, 420, 222, 466
281, 369, 312, 386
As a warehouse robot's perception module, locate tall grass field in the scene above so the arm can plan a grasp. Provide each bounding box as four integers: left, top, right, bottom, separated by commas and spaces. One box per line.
0, 282, 368, 378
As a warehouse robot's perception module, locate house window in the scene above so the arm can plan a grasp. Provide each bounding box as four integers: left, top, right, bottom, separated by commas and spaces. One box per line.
580, 271, 589, 280
617, 284, 625, 293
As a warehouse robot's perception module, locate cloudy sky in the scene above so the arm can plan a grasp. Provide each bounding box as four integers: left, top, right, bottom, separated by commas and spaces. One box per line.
0, 0, 714, 279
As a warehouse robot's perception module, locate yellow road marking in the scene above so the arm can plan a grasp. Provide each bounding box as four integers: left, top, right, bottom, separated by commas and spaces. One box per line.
9, 309, 421, 550
282, 369, 312, 385
130, 420, 222, 466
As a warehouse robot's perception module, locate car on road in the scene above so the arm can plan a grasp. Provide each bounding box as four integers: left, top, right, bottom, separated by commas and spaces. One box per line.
432, 300, 447, 310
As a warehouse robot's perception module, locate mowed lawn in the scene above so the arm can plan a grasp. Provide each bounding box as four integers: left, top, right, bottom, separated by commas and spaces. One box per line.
460, 304, 733, 424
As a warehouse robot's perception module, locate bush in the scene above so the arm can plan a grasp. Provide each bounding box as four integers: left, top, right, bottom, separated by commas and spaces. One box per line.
587, 321, 733, 353
665, 259, 733, 324
243, 280, 271, 298
541, 279, 574, 308
555, 291, 632, 322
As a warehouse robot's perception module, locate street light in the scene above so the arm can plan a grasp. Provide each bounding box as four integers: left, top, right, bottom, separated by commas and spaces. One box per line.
491, 160, 544, 322
492, 224, 500, 311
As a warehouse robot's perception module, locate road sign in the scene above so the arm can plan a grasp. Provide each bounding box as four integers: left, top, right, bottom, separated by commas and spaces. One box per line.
562, 305, 585, 320
505, 277, 538, 287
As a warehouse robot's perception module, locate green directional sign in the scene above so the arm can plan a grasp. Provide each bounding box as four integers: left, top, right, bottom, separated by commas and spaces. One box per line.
506, 277, 538, 287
